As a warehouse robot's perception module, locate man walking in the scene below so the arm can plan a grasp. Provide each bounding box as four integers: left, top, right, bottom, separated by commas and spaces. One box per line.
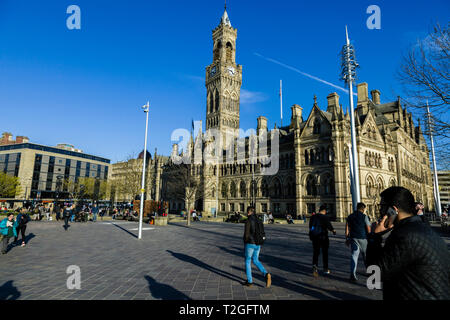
63, 204, 74, 231
309, 205, 336, 277
242, 206, 271, 288
92, 203, 99, 222
346, 202, 371, 282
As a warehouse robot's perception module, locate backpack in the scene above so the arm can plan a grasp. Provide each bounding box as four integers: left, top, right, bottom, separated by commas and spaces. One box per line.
253, 216, 266, 245
309, 216, 323, 238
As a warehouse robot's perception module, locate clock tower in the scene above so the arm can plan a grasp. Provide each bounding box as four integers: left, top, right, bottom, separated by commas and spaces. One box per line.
205, 6, 242, 148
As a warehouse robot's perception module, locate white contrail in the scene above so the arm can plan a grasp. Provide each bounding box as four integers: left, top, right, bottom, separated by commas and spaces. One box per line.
254, 53, 357, 96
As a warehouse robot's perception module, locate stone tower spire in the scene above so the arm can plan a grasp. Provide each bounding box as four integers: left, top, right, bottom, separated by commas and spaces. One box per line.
205, 4, 242, 149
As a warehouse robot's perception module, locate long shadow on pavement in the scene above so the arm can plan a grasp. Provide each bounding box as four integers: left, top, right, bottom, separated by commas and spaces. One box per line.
218, 246, 368, 289
145, 275, 191, 300
109, 222, 138, 239
166, 250, 243, 283
0, 280, 21, 300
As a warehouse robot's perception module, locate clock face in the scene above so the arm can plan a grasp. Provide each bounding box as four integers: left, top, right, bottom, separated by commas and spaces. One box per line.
210, 66, 216, 77
227, 66, 236, 76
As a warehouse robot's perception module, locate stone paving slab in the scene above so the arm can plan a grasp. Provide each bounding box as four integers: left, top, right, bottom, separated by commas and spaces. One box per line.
0, 220, 448, 300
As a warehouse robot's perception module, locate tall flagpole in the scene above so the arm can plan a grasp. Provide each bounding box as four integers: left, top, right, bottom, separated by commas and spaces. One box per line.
426, 102, 442, 216
341, 26, 361, 211
280, 80, 283, 128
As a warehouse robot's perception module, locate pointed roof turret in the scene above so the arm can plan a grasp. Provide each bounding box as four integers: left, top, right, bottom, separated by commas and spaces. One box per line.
220, 3, 232, 27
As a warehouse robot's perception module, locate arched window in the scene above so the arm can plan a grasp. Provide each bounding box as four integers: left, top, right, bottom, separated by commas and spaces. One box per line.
306, 175, 316, 196
250, 180, 257, 197
313, 119, 321, 134
209, 93, 214, 114
261, 180, 269, 197
305, 150, 309, 165
272, 179, 282, 198
310, 149, 315, 164
215, 89, 220, 111
226, 42, 233, 62
240, 181, 247, 198
366, 176, 374, 197
290, 153, 295, 169
230, 181, 236, 198
221, 182, 227, 198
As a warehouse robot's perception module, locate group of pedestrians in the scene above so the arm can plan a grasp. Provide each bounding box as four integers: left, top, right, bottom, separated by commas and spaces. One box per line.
0, 208, 30, 254
241, 186, 450, 300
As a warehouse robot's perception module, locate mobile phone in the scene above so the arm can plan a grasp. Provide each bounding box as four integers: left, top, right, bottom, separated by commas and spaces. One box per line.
384, 207, 397, 229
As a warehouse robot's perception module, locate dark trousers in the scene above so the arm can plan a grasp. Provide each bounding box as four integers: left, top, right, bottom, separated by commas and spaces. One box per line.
14, 225, 26, 243
64, 216, 70, 229
2, 236, 11, 253
312, 237, 329, 269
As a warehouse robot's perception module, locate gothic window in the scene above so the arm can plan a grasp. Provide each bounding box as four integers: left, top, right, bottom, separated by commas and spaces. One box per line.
226, 42, 233, 62
221, 182, 227, 198
366, 176, 374, 197
261, 180, 269, 197
230, 181, 237, 198
290, 153, 295, 169
328, 146, 334, 162
250, 180, 257, 197
310, 150, 315, 165
305, 150, 309, 165
316, 149, 321, 162
365, 151, 368, 166
306, 175, 317, 196
240, 181, 247, 198
272, 178, 282, 198
313, 119, 321, 134
215, 89, 220, 111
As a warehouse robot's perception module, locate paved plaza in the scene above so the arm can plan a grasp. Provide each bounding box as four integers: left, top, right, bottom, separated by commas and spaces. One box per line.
0, 219, 449, 300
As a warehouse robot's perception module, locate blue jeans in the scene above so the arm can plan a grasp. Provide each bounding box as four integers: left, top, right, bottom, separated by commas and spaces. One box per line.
350, 238, 367, 277
93, 213, 97, 221
245, 244, 268, 283
70, 214, 75, 222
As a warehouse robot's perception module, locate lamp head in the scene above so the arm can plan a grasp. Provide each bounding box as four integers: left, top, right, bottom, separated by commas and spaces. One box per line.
142, 101, 150, 112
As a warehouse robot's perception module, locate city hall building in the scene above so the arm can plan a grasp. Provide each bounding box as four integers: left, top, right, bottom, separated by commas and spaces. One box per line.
0, 137, 110, 204
158, 8, 435, 221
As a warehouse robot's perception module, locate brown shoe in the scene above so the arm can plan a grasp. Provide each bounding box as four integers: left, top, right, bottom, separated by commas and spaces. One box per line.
313, 266, 319, 278
242, 281, 253, 287
265, 273, 272, 288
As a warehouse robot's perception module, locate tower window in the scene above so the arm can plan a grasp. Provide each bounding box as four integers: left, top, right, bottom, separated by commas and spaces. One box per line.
226, 42, 233, 62
215, 90, 220, 111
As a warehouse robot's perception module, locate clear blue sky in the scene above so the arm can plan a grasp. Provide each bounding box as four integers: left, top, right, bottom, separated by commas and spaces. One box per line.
0, 0, 448, 163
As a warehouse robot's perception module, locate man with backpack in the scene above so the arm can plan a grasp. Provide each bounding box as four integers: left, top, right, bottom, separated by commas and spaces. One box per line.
346, 202, 371, 282
242, 206, 272, 288
309, 204, 336, 277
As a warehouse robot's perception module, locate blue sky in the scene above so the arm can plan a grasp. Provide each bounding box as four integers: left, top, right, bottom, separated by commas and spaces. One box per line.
0, 0, 448, 163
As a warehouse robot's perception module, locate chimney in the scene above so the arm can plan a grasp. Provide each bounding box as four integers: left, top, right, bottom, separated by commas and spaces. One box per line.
257, 116, 268, 134
357, 83, 369, 103
326, 93, 339, 113
290, 104, 303, 129
16, 136, 25, 144
1, 132, 13, 145
371, 90, 381, 105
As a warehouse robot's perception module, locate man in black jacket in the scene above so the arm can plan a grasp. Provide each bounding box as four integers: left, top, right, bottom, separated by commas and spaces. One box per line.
309, 205, 336, 277
242, 206, 271, 288
367, 186, 450, 300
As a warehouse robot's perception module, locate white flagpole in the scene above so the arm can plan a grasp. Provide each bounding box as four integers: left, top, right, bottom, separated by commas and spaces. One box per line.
280, 80, 283, 128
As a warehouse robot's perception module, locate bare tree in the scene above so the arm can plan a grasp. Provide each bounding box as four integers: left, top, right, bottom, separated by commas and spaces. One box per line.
162, 162, 215, 226
397, 22, 450, 169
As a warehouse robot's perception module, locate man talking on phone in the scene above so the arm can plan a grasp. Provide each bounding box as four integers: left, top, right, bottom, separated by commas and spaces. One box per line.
367, 186, 450, 300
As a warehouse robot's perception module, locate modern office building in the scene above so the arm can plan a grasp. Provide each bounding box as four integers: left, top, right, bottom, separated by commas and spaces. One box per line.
0, 140, 110, 203
438, 171, 450, 210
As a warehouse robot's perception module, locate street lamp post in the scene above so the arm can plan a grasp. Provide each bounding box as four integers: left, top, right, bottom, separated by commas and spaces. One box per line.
341, 26, 361, 211
138, 101, 150, 240
426, 102, 442, 216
